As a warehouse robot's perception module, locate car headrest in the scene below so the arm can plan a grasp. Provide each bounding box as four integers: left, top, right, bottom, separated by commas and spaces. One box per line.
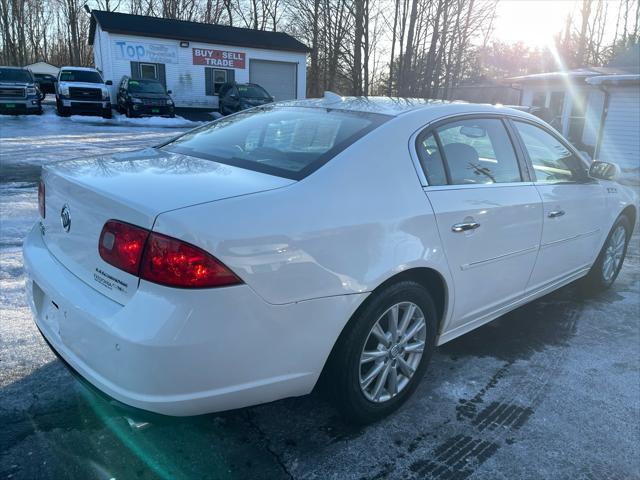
443, 143, 479, 165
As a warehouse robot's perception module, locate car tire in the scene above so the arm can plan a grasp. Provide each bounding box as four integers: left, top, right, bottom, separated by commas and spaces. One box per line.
125, 106, 134, 118
325, 280, 437, 424
581, 214, 631, 294
56, 99, 70, 117
102, 108, 112, 119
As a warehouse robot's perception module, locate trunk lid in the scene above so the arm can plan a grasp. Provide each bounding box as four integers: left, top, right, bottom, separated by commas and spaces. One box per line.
41, 148, 294, 304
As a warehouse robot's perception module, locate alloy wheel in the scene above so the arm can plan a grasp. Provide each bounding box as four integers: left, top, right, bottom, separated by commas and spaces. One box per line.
359, 302, 427, 403
602, 225, 626, 282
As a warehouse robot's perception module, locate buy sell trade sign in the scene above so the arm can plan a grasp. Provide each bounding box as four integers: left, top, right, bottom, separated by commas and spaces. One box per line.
192, 48, 246, 68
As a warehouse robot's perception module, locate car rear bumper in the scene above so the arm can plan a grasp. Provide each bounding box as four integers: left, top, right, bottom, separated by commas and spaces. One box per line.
23, 223, 363, 416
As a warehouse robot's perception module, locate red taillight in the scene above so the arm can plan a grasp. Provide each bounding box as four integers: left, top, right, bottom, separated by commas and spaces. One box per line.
98, 220, 242, 289
140, 231, 242, 288
99, 220, 149, 275
38, 181, 45, 218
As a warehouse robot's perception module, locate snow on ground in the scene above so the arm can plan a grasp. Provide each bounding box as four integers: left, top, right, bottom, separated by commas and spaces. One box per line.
0, 105, 199, 386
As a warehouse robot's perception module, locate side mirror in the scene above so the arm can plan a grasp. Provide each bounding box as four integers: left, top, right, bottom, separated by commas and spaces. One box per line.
105, 80, 113, 86
589, 161, 620, 181
167, 90, 172, 94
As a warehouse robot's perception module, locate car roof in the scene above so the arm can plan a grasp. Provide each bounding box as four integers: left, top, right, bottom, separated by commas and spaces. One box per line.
60, 66, 100, 72
276, 95, 538, 120
0, 66, 29, 70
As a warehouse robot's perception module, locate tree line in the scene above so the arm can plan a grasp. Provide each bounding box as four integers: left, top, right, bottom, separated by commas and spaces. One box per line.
0, 0, 638, 98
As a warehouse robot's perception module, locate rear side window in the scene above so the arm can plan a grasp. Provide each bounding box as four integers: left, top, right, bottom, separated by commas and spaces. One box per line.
513, 121, 586, 183
162, 106, 388, 179
416, 133, 448, 186
436, 118, 521, 185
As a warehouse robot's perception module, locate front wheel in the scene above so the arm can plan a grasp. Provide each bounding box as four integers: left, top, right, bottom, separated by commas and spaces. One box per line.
581, 215, 631, 293
325, 281, 437, 424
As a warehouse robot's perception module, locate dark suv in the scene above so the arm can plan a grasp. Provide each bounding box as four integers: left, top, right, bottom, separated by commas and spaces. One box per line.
117, 77, 175, 118
219, 82, 273, 115
0, 67, 42, 115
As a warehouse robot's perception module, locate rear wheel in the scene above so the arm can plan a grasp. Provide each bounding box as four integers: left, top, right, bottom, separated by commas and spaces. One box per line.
326, 281, 437, 424
581, 215, 631, 293
125, 106, 134, 118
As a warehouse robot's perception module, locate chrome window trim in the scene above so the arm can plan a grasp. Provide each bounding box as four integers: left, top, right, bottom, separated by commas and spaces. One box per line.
409, 112, 534, 188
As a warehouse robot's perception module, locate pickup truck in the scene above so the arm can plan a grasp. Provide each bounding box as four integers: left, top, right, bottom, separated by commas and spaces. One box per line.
0, 66, 43, 115
56, 66, 112, 118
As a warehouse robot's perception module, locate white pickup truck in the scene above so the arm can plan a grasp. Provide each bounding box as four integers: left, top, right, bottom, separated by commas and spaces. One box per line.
55, 66, 112, 118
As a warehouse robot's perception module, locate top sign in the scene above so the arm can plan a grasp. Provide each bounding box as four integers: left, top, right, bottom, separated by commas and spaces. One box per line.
115, 41, 179, 64
192, 48, 246, 69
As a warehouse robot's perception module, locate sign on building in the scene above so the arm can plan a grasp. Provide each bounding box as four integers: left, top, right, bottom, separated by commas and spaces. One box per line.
192, 48, 246, 69
115, 41, 179, 64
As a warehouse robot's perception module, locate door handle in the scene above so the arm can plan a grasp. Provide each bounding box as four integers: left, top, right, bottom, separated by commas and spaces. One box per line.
452, 222, 481, 232
548, 210, 565, 218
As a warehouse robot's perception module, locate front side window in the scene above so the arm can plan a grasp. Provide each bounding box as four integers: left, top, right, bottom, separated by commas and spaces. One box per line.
513, 121, 586, 183
162, 106, 388, 179
435, 118, 522, 185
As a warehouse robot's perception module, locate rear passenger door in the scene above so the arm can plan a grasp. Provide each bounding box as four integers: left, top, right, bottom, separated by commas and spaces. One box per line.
415, 116, 543, 330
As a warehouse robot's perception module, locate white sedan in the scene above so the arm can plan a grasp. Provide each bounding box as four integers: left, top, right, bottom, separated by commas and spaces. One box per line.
24, 97, 636, 424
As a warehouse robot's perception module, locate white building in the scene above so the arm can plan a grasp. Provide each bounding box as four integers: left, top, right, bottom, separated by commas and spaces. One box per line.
89, 10, 309, 109
25, 61, 59, 76
509, 45, 639, 175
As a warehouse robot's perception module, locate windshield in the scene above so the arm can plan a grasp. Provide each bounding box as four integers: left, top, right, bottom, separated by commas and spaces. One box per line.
238, 85, 270, 99
128, 80, 166, 94
0, 68, 32, 83
162, 106, 388, 179
59, 70, 103, 83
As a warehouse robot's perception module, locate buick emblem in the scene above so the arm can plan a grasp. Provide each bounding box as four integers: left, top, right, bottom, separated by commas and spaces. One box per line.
60, 204, 71, 232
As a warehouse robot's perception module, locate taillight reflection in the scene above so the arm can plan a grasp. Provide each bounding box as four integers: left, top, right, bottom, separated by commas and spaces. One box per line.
98, 220, 149, 275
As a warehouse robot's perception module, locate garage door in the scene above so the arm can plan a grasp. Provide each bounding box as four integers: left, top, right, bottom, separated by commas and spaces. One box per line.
250, 60, 297, 102
599, 87, 640, 172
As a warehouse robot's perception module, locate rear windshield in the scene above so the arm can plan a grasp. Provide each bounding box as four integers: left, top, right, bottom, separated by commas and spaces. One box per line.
128, 80, 165, 94
59, 70, 103, 83
161, 106, 388, 179
238, 85, 270, 99
0, 68, 32, 83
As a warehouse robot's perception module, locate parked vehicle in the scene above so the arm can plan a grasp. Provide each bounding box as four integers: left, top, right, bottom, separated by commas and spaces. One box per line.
32, 73, 57, 96
219, 82, 273, 115
0, 66, 42, 115
55, 66, 112, 118
116, 76, 175, 118
24, 97, 637, 424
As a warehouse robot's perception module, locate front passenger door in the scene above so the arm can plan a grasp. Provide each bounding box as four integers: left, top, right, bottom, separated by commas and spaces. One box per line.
417, 117, 543, 330
511, 120, 608, 291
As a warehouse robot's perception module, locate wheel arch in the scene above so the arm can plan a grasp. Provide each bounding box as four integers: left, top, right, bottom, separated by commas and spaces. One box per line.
621, 204, 637, 231
316, 267, 450, 390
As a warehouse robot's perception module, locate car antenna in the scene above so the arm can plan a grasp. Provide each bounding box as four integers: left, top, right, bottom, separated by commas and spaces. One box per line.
323, 91, 342, 104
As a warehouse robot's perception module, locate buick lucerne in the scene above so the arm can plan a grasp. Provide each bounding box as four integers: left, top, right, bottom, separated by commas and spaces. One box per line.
24, 97, 637, 424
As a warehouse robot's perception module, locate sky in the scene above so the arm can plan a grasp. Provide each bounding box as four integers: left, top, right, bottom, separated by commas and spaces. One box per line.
492, 0, 616, 48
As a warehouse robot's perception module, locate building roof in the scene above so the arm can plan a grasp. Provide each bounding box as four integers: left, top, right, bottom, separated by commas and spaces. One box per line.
508, 66, 632, 84
586, 74, 640, 86
89, 10, 310, 53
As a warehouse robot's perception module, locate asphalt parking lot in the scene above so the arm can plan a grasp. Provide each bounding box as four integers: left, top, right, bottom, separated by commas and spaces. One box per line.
1, 107, 639, 480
